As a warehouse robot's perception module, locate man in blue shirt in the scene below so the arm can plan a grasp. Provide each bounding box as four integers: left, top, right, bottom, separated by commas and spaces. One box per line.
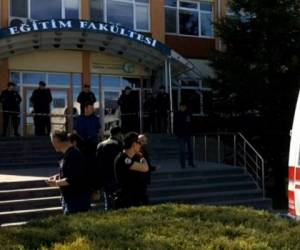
74, 102, 101, 190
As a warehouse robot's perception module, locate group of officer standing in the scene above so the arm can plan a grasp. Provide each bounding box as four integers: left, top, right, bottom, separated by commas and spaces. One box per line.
48, 125, 153, 215
0, 80, 53, 136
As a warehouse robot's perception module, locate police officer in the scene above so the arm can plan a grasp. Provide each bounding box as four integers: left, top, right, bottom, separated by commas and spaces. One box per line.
0, 82, 21, 136
114, 132, 149, 208
77, 84, 96, 115
174, 102, 195, 169
117, 86, 139, 133
156, 85, 169, 133
96, 126, 123, 210
30, 81, 53, 136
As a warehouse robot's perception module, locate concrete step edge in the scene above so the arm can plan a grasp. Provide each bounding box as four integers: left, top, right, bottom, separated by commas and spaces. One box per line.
0, 196, 61, 205
0, 206, 62, 216
149, 181, 257, 192
151, 173, 250, 183
0, 186, 59, 194
151, 189, 262, 202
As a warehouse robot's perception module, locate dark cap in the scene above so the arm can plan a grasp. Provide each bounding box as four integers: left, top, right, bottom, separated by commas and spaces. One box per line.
125, 86, 131, 90
39, 81, 46, 86
8, 81, 16, 87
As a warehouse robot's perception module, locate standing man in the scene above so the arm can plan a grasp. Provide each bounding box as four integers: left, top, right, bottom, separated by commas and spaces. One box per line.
174, 102, 195, 169
156, 85, 169, 133
117, 86, 139, 133
96, 126, 123, 210
0, 82, 22, 136
30, 81, 52, 136
114, 132, 149, 208
47, 131, 90, 215
73, 102, 102, 189
77, 84, 96, 115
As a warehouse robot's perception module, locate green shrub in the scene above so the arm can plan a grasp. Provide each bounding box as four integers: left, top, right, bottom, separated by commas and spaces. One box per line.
0, 204, 298, 250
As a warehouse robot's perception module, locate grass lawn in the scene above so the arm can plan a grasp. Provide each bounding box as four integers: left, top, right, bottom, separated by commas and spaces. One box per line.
0, 204, 298, 250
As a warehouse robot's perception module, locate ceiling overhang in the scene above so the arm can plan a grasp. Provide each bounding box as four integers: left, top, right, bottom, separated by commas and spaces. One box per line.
0, 19, 202, 78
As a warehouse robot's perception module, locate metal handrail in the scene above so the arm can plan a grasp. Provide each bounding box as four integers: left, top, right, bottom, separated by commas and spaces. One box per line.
193, 132, 265, 198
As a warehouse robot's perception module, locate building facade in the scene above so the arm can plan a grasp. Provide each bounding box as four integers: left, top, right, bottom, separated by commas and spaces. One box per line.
0, 0, 229, 135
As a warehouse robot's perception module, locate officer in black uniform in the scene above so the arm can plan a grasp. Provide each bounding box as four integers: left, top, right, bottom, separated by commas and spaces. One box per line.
30, 81, 53, 136
117, 86, 139, 133
156, 85, 169, 133
114, 132, 149, 208
0, 82, 21, 136
77, 84, 96, 115
96, 126, 123, 210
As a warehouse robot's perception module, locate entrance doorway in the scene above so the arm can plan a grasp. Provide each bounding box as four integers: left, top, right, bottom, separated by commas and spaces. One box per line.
23, 87, 72, 136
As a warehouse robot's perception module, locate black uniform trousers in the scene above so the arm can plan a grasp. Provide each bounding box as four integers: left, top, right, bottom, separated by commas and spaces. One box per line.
2, 111, 19, 136
34, 114, 51, 136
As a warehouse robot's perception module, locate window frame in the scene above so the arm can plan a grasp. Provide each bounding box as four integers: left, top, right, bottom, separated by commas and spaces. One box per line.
165, 0, 214, 39
9, 0, 81, 21
92, 0, 151, 32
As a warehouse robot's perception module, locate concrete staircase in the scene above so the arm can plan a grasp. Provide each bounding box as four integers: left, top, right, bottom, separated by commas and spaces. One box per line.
0, 180, 61, 226
149, 166, 272, 209
0, 135, 272, 226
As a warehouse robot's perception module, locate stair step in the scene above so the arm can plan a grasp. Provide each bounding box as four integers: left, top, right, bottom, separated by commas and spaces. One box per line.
0, 196, 61, 212
0, 162, 57, 169
0, 180, 49, 190
151, 168, 245, 180
0, 207, 62, 224
150, 189, 262, 204
149, 181, 258, 197
0, 187, 60, 201
150, 174, 252, 188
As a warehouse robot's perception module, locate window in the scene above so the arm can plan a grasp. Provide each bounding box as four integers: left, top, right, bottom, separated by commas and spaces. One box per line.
90, 0, 150, 32
165, 0, 214, 38
10, 0, 80, 20
107, 0, 134, 29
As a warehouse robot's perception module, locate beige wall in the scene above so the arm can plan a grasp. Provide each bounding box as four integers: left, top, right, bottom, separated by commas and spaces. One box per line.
8, 51, 83, 72
91, 53, 151, 77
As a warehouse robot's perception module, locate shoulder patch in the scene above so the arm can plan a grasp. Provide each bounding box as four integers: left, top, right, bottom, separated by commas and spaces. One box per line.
124, 157, 132, 165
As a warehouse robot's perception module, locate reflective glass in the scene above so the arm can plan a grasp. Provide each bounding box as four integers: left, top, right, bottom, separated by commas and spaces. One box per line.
179, 9, 199, 36
10, 72, 20, 84
122, 78, 139, 88
22, 72, 46, 84
11, 0, 27, 17
90, 0, 104, 22
165, 8, 177, 33
165, 0, 176, 7
72, 73, 82, 86
48, 74, 70, 86
136, 5, 149, 30
200, 2, 212, 12
136, 0, 149, 3
31, 0, 61, 19
201, 12, 213, 36
107, 1, 134, 29
65, 0, 79, 18
180, 1, 198, 9
102, 76, 121, 88
104, 91, 119, 115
